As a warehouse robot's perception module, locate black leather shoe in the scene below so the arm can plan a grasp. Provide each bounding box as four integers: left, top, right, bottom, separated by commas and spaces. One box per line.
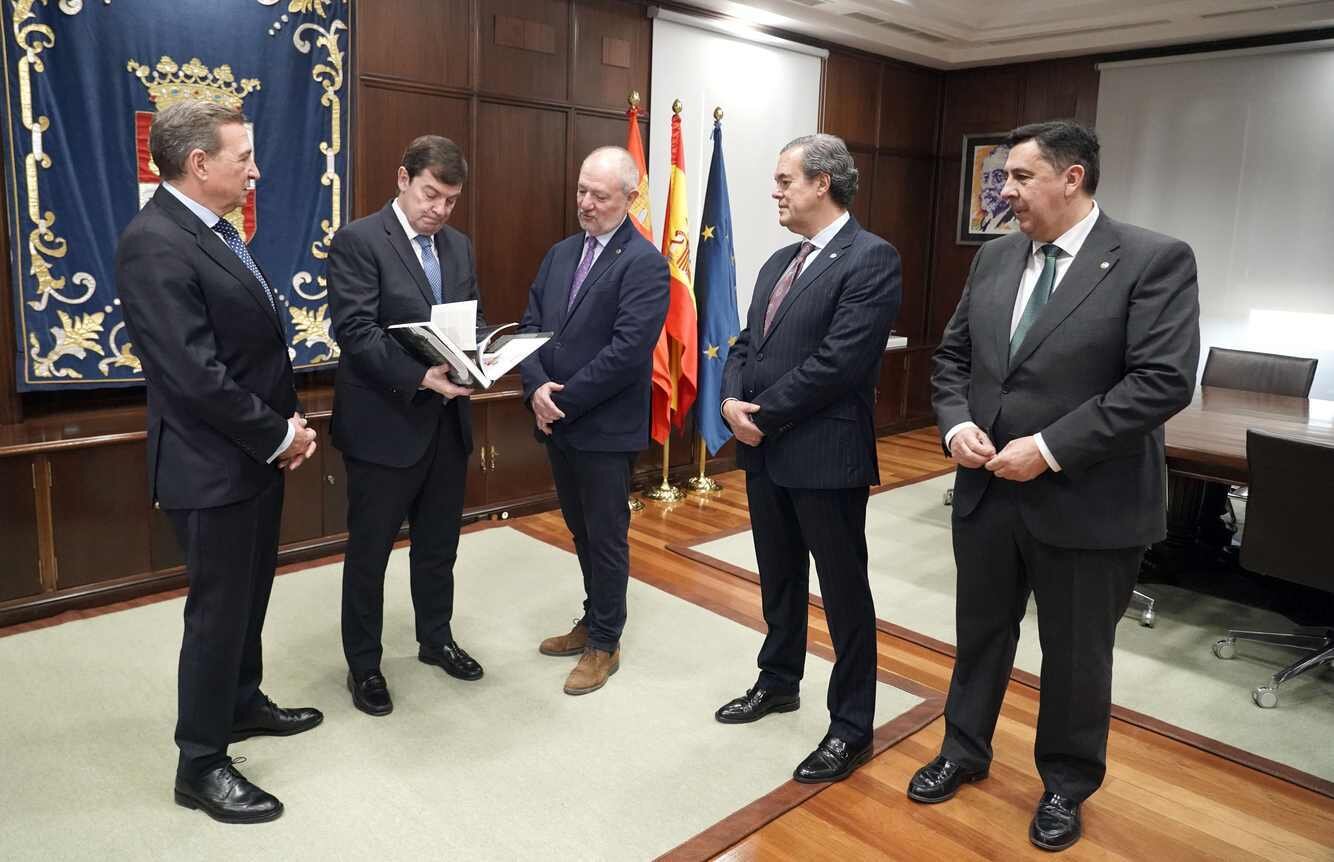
230, 696, 324, 742
715, 687, 800, 724
174, 757, 283, 824
418, 639, 484, 681
347, 670, 393, 716
906, 755, 989, 803
793, 736, 872, 784
1029, 792, 1082, 852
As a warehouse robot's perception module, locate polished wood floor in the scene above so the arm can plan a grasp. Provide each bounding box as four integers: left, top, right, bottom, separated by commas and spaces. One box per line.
520, 428, 1334, 861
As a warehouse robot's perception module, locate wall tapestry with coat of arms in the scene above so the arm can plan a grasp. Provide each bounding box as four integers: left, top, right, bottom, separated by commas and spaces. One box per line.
2, 0, 349, 390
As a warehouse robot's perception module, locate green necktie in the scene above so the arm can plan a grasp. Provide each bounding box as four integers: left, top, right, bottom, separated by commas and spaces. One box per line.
1009, 243, 1061, 362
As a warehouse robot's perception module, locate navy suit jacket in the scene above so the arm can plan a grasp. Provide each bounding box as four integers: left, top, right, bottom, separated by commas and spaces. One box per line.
722, 216, 901, 489
518, 218, 669, 452
327, 203, 481, 468
932, 211, 1201, 549
115, 185, 297, 509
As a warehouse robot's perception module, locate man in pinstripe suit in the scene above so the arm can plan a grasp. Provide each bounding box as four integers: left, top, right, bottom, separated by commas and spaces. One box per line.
716, 134, 902, 783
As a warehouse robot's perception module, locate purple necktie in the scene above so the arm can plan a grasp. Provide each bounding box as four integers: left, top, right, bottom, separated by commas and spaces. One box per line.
567, 235, 599, 311
763, 241, 816, 335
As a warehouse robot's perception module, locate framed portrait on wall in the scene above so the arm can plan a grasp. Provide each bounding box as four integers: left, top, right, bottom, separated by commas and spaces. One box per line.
957, 133, 1018, 244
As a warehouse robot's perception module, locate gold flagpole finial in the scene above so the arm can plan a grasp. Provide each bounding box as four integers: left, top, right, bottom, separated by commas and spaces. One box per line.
628, 90, 641, 108
672, 99, 683, 115
713, 106, 724, 121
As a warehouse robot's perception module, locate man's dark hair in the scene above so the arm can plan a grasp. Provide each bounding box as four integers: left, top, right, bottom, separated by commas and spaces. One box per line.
1006, 120, 1100, 195
149, 101, 247, 182
402, 135, 468, 186
780, 133, 859, 207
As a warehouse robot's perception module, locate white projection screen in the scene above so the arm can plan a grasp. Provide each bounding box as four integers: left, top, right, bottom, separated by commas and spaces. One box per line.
1096, 43, 1334, 399
648, 13, 824, 317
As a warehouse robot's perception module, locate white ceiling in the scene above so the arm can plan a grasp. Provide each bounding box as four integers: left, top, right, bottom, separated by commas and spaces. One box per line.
681, 0, 1334, 68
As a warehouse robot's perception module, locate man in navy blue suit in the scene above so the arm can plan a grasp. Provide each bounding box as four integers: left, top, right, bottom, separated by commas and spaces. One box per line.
519, 147, 669, 696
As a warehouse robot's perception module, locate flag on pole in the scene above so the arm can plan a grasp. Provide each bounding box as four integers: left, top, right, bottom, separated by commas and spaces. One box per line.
694, 114, 740, 455
625, 98, 653, 242
650, 105, 698, 445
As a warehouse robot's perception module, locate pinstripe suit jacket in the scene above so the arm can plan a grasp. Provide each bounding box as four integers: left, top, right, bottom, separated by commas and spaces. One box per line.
722, 216, 901, 489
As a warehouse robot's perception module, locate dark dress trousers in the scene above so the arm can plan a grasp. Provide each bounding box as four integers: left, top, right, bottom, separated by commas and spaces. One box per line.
115, 185, 298, 780
518, 218, 669, 652
932, 210, 1200, 801
722, 216, 902, 747
327, 203, 481, 675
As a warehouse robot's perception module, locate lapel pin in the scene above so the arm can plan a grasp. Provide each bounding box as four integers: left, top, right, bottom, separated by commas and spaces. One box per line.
1100, 261, 1110, 269
829, 253, 838, 259
615, 248, 622, 255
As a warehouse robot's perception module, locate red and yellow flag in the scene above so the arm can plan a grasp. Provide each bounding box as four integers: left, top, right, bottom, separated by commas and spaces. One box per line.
651, 108, 698, 445
625, 103, 653, 242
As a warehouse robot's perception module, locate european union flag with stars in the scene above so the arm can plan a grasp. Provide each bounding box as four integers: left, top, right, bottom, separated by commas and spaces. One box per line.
695, 118, 739, 455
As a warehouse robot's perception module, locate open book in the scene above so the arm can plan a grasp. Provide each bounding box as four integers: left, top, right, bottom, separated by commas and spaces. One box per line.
388, 300, 550, 388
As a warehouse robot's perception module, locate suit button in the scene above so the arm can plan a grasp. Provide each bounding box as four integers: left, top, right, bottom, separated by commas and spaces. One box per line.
757, 352, 764, 361
1001, 385, 1010, 395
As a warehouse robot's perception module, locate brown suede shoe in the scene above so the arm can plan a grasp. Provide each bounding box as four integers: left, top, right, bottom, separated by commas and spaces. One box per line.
539, 620, 588, 657
563, 646, 619, 695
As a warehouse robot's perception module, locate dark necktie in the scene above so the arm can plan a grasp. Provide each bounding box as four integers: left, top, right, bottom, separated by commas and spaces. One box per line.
1009, 243, 1061, 361
763, 241, 816, 336
567, 235, 599, 311
212, 218, 277, 317
414, 234, 444, 305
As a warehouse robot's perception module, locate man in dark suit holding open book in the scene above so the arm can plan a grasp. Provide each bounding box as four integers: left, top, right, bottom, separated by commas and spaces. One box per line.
327, 135, 485, 716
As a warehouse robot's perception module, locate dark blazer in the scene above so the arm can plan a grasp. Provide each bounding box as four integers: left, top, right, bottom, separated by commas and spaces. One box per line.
932, 210, 1201, 549
327, 203, 481, 467
116, 185, 297, 510
518, 218, 669, 452
722, 216, 901, 489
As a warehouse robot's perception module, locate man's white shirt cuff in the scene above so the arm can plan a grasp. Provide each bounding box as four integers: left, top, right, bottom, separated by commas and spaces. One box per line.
1034, 432, 1061, 472
943, 421, 976, 450
267, 423, 296, 464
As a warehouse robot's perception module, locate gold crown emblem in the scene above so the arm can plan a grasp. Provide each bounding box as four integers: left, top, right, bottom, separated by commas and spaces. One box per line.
127, 56, 261, 112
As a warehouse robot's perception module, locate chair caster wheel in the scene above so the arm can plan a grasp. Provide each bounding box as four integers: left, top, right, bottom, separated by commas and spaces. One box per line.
1212, 638, 1235, 660
1252, 686, 1278, 709
1140, 608, 1155, 628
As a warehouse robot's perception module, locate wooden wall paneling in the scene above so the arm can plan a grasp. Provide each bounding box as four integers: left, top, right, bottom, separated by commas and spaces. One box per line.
1021, 59, 1100, 126
481, 397, 554, 503
355, 0, 472, 88
49, 443, 151, 589
849, 148, 875, 229
928, 156, 971, 340
478, 0, 571, 103
474, 102, 568, 324
938, 65, 1025, 160
353, 84, 472, 222
875, 351, 907, 430
822, 52, 881, 149
872, 154, 933, 340
571, 0, 650, 113
905, 348, 933, 419
879, 64, 942, 155
0, 457, 42, 602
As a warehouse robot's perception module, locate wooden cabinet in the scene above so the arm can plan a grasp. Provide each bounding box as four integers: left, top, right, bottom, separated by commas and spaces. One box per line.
49, 443, 153, 590
0, 456, 41, 602
479, 396, 554, 506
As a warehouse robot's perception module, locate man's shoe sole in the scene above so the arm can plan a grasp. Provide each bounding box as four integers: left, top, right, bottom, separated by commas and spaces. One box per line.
229, 714, 324, 743
906, 770, 989, 804
793, 745, 873, 784
715, 698, 800, 724
173, 790, 284, 824
418, 653, 484, 681
1030, 827, 1081, 852
563, 661, 619, 695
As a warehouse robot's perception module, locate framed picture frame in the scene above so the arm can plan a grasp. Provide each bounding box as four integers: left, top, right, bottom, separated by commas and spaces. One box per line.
957, 133, 1019, 244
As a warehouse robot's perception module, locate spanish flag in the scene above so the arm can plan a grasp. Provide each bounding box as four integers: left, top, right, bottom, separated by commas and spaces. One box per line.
625, 102, 653, 242
651, 109, 698, 445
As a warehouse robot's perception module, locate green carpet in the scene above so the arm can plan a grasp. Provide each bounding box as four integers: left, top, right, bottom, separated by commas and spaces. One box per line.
686, 474, 1334, 791
0, 526, 930, 860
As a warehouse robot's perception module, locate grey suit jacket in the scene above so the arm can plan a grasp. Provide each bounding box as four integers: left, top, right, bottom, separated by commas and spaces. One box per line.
932, 210, 1201, 549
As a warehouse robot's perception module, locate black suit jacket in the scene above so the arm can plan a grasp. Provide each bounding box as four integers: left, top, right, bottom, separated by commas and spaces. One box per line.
115, 185, 297, 509
518, 218, 669, 452
932, 211, 1201, 549
327, 203, 481, 467
722, 216, 902, 489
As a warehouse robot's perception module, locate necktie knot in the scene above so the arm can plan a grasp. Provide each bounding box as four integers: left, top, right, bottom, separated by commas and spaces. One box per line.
414, 234, 432, 252
1040, 243, 1061, 262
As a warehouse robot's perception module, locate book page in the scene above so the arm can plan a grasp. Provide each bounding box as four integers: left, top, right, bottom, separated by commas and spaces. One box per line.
430, 300, 478, 350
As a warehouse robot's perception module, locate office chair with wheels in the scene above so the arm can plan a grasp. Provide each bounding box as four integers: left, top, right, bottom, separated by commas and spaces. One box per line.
1201, 347, 1318, 397
1212, 430, 1334, 708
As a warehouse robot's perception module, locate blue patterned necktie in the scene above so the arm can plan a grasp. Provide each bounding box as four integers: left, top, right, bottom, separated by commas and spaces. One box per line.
414, 234, 443, 304
1010, 243, 1062, 361
211, 218, 277, 317
567, 235, 599, 311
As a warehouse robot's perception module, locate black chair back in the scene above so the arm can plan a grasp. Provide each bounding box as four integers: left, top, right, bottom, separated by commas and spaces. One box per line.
1240, 429, 1334, 593
1202, 347, 1317, 398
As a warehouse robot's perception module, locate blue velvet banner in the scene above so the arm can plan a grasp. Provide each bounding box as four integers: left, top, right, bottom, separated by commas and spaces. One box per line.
2, 0, 349, 389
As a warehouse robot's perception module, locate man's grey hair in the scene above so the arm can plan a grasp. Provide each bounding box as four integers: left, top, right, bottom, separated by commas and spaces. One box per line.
781, 133, 859, 207
149, 100, 246, 182
583, 146, 639, 195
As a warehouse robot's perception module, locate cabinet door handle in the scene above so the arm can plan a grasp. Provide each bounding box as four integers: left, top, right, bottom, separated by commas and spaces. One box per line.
489, 446, 498, 471
480, 445, 488, 473
326, 474, 336, 486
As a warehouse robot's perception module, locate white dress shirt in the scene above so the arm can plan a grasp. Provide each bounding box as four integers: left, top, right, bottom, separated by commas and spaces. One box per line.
944, 201, 1101, 472
162, 181, 294, 464
393, 198, 441, 274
